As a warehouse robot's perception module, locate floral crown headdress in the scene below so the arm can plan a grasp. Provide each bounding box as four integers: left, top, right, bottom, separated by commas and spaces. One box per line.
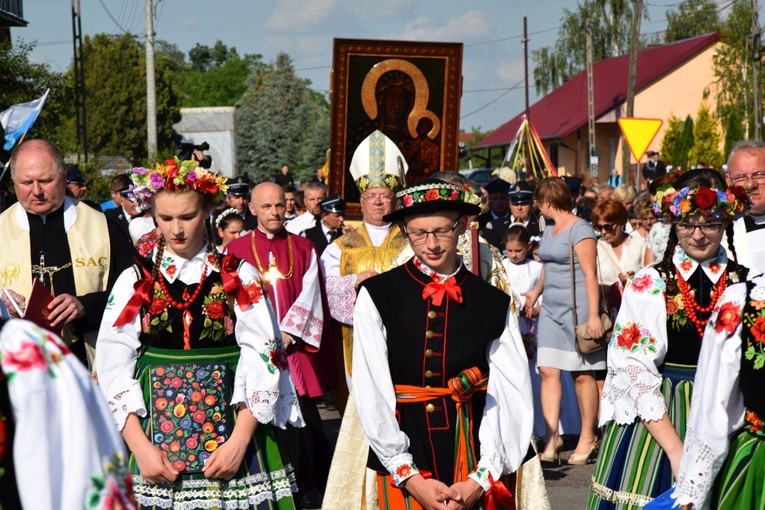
128, 158, 228, 210
653, 182, 749, 221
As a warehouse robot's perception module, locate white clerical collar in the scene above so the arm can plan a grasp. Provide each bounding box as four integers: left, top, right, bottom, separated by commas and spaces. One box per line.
751, 214, 765, 225
364, 221, 391, 232
14, 196, 77, 232
672, 245, 728, 284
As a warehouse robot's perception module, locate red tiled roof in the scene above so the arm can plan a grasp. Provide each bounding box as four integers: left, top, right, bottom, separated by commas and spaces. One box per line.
473, 32, 720, 149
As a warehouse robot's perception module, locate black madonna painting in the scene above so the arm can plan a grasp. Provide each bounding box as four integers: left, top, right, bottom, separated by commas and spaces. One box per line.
329, 39, 463, 205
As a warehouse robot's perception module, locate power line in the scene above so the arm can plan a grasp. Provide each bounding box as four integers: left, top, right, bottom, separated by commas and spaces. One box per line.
98, 0, 129, 34
460, 78, 525, 120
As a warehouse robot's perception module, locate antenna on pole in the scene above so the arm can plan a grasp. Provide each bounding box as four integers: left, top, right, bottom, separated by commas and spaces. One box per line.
523, 15, 530, 120
71, 0, 88, 162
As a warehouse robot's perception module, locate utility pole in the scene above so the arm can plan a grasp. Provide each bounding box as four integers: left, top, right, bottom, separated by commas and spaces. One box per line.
753, 0, 762, 140
523, 15, 530, 119
585, 19, 597, 178
71, 0, 87, 162
620, 0, 642, 186
145, 0, 157, 163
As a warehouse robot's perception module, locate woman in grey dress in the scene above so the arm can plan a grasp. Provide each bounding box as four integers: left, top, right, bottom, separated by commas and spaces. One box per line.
525, 177, 605, 466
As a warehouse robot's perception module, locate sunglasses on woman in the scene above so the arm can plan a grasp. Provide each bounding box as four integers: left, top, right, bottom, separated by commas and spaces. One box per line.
594, 223, 617, 233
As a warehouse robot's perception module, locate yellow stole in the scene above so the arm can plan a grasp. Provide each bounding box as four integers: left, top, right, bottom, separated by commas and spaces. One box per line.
336, 223, 406, 376
0, 201, 111, 300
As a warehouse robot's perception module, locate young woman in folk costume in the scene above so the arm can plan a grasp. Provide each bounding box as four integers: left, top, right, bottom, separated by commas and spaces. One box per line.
586, 168, 749, 509
94, 160, 303, 509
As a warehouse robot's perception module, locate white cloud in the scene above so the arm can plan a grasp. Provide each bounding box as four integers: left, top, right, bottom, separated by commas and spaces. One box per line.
497, 59, 525, 83
267, 0, 338, 32
395, 11, 492, 42
345, 0, 409, 20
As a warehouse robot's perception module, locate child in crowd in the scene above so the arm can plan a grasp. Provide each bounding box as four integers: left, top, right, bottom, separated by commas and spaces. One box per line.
215, 207, 245, 252
502, 225, 542, 341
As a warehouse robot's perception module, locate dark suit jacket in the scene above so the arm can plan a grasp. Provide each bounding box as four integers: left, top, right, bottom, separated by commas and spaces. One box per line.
304, 224, 331, 256
104, 207, 132, 246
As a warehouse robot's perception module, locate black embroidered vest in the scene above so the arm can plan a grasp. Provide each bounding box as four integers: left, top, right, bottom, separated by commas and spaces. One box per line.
360, 259, 511, 485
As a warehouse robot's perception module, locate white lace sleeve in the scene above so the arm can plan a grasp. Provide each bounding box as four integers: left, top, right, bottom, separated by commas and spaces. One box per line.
324, 275, 357, 325
599, 267, 668, 426
674, 282, 748, 509
233, 261, 304, 429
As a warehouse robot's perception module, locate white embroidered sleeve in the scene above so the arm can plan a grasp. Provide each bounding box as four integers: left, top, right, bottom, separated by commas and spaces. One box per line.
470, 308, 533, 490
353, 288, 418, 486
325, 275, 358, 325
233, 261, 304, 429
674, 283, 747, 509
599, 267, 668, 426
94, 266, 147, 431
280, 249, 323, 348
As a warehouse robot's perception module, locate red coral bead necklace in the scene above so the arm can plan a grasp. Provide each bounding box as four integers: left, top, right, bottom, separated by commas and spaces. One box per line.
158, 265, 209, 310
675, 267, 727, 337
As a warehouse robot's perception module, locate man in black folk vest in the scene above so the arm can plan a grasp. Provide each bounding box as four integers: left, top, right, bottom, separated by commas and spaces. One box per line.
352, 179, 534, 509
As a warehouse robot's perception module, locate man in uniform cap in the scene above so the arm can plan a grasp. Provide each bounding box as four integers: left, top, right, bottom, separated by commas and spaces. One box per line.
222, 175, 256, 231
509, 182, 545, 237
477, 178, 512, 249
65, 164, 88, 200
304, 195, 346, 256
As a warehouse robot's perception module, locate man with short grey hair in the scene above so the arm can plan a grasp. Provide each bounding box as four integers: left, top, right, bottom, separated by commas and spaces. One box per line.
0, 139, 132, 364
726, 140, 765, 274
286, 180, 326, 235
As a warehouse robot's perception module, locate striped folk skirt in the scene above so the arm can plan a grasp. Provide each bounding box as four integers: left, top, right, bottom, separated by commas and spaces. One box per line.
132, 346, 297, 510
587, 364, 694, 509
711, 410, 765, 509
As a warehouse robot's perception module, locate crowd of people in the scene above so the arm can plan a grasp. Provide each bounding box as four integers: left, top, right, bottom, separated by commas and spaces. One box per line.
2, 135, 765, 510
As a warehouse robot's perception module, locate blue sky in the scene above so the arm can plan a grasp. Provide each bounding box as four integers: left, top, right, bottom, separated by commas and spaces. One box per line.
13, 0, 735, 133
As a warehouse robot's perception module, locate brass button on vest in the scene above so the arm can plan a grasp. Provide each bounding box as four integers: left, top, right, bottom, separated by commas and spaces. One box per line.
426, 403, 435, 413
427, 311, 437, 319
425, 349, 434, 357
425, 370, 433, 378
425, 330, 434, 339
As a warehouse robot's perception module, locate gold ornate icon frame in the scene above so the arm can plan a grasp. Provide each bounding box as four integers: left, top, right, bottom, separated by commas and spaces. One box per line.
329, 38, 463, 211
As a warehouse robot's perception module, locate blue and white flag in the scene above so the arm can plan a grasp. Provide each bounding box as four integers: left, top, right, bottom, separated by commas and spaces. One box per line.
0, 89, 50, 151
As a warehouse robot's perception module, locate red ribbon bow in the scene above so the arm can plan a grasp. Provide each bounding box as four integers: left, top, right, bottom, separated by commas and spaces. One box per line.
422, 276, 462, 306
220, 253, 252, 311
484, 473, 513, 510
113, 266, 154, 327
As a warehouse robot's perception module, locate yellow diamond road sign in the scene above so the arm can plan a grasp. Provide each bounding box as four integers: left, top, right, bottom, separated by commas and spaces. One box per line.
617, 118, 663, 161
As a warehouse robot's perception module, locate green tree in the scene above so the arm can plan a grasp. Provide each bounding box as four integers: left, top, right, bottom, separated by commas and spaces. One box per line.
532, 1, 637, 95
688, 103, 723, 167
723, 109, 743, 159
664, 0, 720, 43
675, 115, 695, 170
0, 40, 69, 158
236, 53, 329, 182
713, 2, 754, 140
189, 40, 238, 72
57, 34, 180, 165
660, 114, 683, 166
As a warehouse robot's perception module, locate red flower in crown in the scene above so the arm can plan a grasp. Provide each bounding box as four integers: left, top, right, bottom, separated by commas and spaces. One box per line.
714, 301, 740, 334
425, 188, 441, 201
694, 187, 717, 210
402, 194, 414, 207
730, 185, 749, 203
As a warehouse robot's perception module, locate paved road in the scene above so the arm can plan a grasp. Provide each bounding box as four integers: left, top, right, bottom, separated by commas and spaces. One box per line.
320, 407, 595, 509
